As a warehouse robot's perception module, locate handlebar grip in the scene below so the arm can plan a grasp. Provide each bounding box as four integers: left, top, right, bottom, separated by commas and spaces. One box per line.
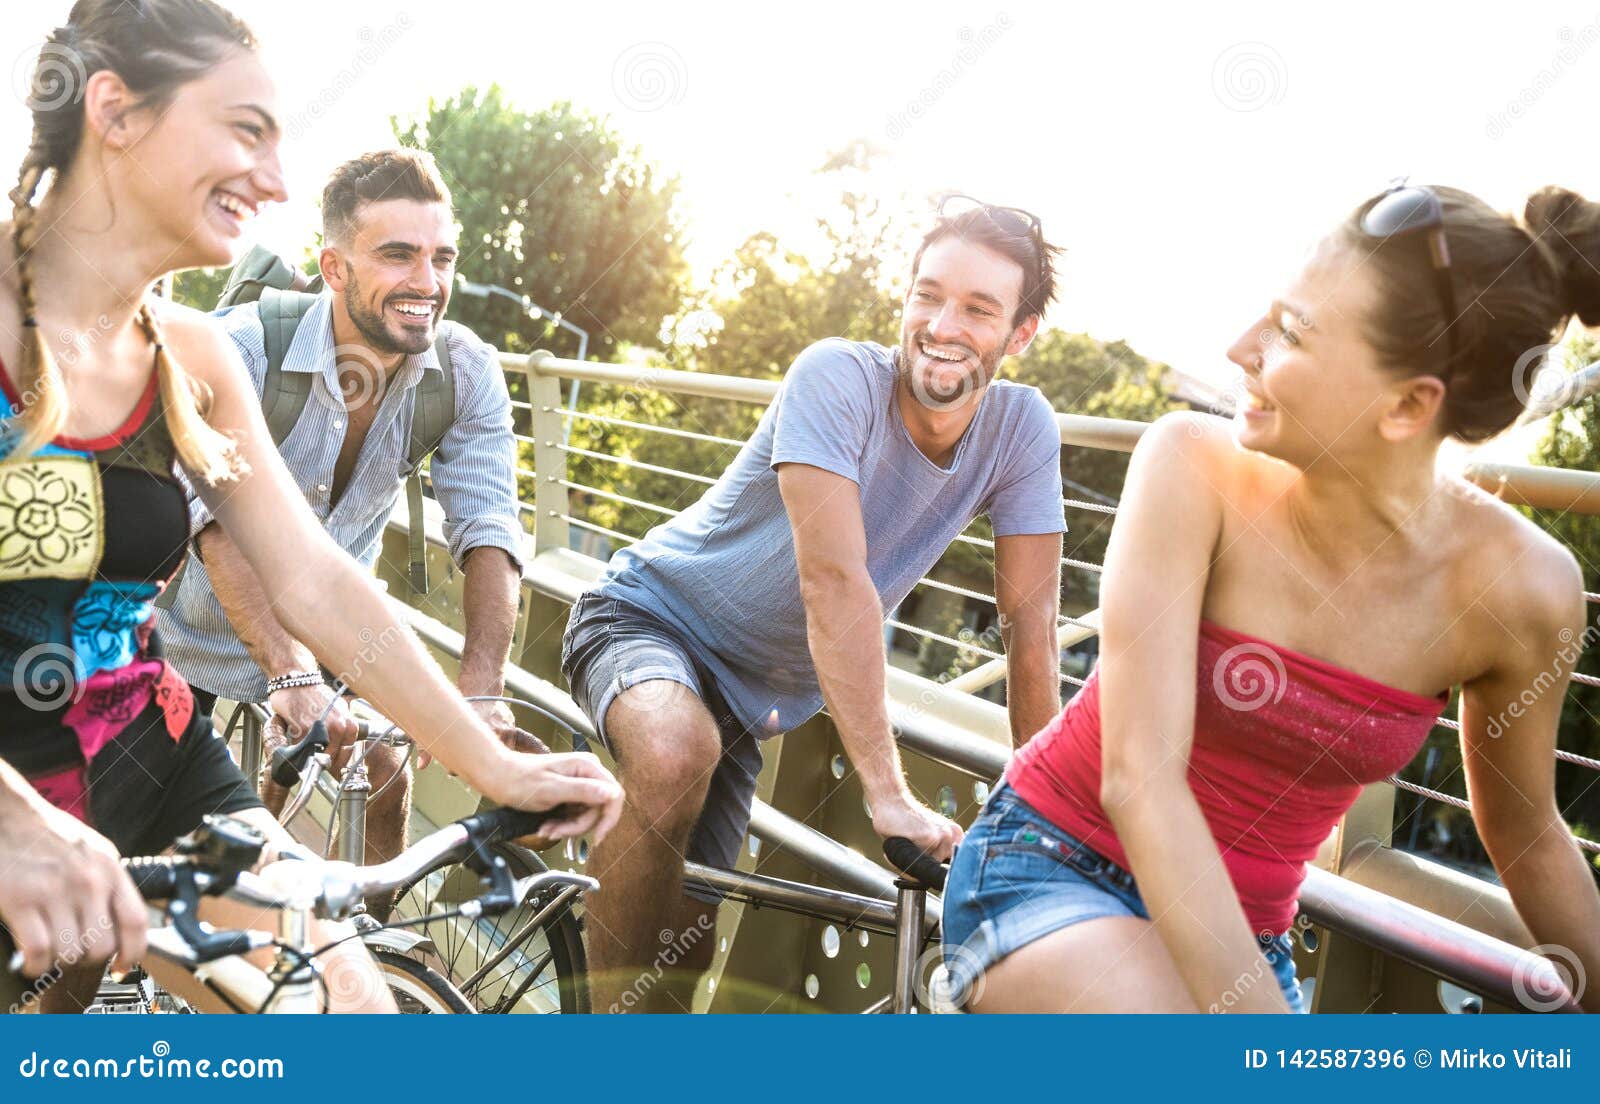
458, 805, 568, 848
884, 837, 949, 891
124, 859, 179, 901
269, 719, 328, 787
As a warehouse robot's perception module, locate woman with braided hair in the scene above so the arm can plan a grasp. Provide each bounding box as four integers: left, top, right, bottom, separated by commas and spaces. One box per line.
0, 0, 621, 1012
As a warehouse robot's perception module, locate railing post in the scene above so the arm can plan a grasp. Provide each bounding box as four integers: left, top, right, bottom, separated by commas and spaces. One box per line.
1303, 782, 1397, 1011
528, 350, 571, 555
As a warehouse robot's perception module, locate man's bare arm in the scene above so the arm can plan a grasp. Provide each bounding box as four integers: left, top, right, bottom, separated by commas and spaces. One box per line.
994, 532, 1062, 747
776, 462, 962, 859
197, 521, 320, 681
456, 546, 523, 741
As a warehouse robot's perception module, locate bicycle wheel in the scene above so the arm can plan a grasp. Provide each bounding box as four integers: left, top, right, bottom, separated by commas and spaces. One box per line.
392, 842, 589, 1013
372, 950, 473, 1014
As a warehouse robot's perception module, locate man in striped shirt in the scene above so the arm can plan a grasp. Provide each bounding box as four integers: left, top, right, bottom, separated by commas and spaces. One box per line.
159, 150, 527, 878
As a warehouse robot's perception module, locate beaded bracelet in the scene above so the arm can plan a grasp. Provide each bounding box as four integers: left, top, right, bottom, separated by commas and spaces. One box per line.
266, 671, 325, 694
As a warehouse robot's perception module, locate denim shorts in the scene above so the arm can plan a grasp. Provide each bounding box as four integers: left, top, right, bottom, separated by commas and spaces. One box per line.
942, 783, 1305, 1012
560, 589, 763, 887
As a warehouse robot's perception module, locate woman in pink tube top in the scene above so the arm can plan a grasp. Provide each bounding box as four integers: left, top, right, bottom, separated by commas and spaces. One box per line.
942, 183, 1600, 1013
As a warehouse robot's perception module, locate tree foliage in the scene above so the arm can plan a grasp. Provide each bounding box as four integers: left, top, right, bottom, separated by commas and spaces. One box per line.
393, 85, 688, 359
1525, 332, 1600, 840
562, 166, 1179, 690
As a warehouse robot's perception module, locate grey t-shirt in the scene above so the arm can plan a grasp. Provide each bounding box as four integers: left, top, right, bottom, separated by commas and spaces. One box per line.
595, 337, 1065, 734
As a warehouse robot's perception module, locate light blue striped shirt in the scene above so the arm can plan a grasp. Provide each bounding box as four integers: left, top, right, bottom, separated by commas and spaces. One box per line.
158, 295, 524, 701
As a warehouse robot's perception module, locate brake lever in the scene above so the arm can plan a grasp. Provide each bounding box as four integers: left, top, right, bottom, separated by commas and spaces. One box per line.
461, 839, 520, 916
278, 754, 329, 826
164, 865, 268, 963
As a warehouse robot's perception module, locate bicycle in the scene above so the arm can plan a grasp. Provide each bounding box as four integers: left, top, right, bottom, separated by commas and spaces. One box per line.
252, 696, 594, 1013
247, 691, 950, 1014
5, 806, 594, 1014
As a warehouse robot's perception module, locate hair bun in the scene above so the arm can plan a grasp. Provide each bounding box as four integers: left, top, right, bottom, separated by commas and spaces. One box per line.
1525, 186, 1600, 326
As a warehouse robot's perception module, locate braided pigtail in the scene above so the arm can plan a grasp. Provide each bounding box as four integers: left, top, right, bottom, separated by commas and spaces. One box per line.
133, 302, 243, 485
4, 149, 68, 459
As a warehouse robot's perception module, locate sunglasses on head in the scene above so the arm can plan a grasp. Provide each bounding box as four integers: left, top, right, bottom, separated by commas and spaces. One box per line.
1358, 182, 1462, 368
937, 193, 1046, 279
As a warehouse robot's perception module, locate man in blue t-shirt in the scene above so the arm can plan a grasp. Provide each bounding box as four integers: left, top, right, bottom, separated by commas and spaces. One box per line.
563, 197, 1068, 1011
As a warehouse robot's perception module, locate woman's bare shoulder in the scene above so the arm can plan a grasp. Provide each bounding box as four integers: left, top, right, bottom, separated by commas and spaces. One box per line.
149, 296, 246, 387
1449, 479, 1585, 647
1136, 411, 1290, 510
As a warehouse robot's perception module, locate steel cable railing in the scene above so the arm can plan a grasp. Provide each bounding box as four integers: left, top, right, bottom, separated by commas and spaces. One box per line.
512, 350, 1600, 873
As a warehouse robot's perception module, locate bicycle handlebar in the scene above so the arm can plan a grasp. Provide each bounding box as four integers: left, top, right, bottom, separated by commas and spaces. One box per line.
123, 806, 574, 964
268, 716, 390, 788
883, 837, 949, 891
457, 805, 572, 848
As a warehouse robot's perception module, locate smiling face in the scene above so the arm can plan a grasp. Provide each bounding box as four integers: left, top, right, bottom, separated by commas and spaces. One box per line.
325, 200, 459, 357
899, 234, 1038, 411
1226, 239, 1447, 470
111, 48, 285, 269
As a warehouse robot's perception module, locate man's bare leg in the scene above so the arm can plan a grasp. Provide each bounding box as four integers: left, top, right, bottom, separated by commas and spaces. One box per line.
584, 680, 720, 1014
648, 895, 719, 1013
356, 742, 410, 920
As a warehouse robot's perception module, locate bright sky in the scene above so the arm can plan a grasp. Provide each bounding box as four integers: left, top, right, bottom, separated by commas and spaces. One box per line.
6, 0, 1600, 402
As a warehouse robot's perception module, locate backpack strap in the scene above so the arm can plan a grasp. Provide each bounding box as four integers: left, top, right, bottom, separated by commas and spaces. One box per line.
402, 329, 458, 594
217, 245, 326, 309
257, 288, 321, 448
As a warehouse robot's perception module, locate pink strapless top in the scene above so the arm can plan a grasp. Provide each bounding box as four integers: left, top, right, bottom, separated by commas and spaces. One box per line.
1007, 620, 1447, 934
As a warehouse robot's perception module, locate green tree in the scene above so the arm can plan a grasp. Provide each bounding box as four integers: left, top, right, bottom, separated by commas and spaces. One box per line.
1393, 332, 1600, 872
393, 85, 689, 358
1009, 331, 1177, 607
563, 162, 1178, 677
171, 267, 233, 311
567, 163, 913, 539
1526, 332, 1600, 842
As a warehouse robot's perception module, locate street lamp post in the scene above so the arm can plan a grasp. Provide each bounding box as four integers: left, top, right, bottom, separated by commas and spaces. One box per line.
455, 277, 590, 442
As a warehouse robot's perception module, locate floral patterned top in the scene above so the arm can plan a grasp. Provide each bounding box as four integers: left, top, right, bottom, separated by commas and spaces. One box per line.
0, 357, 194, 821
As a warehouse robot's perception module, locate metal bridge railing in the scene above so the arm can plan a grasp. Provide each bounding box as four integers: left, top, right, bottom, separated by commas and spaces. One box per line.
508, 350, 1117, 693
502, 347, 1600, 883
395, 600, 1579, 1013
